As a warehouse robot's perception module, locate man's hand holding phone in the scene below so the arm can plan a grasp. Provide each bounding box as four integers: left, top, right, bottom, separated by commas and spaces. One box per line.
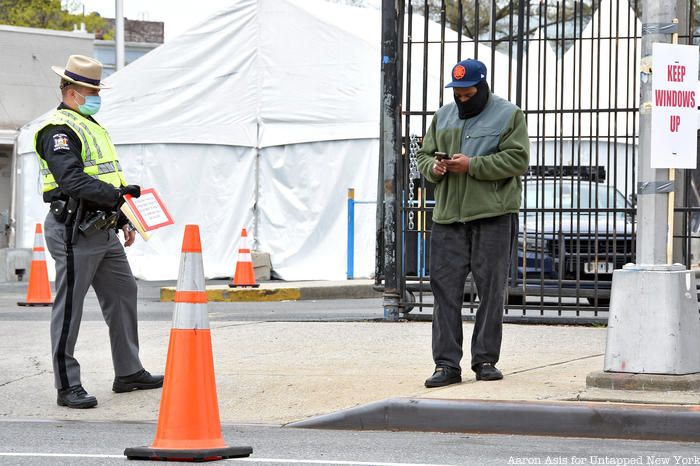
433, 151, 470, 176
446, 153, 470, 174
432, 152, 449, 176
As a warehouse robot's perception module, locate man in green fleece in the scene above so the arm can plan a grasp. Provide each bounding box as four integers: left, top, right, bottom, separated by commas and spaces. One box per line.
417, 58, 530, 387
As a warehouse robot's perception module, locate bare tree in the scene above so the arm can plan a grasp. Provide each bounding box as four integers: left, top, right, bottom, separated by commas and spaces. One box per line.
323, 0, 700, 50
411, 0, 596, 52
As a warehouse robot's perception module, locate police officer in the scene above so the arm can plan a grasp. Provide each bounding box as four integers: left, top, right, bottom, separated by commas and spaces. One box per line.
35, 55, 163, 409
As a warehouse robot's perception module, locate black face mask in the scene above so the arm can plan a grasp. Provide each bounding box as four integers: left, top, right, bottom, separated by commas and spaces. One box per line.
454, 80, 490, 119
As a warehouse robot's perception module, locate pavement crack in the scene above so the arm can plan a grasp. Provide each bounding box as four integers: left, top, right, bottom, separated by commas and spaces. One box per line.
0, 371, 48, 388
506, 353, 604, 376
0, 356, 48, 388
213, 322, 266, 330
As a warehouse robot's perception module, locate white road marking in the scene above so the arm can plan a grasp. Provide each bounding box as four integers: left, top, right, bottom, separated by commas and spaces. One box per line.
0, 452, 453, 466
0, 453, 123, 459
227, 459, 453, 466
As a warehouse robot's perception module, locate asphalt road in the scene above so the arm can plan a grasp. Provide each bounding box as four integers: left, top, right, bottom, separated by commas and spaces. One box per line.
2, 280, 607, 324
1, 280, 385, 322
0, 419, 698, 466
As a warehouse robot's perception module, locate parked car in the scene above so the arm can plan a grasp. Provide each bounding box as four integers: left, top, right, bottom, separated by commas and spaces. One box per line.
509, 173, 635, 305
405, 165, 634, 308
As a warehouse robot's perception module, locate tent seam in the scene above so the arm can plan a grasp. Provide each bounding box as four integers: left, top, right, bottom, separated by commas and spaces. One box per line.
253, 0, 263, 249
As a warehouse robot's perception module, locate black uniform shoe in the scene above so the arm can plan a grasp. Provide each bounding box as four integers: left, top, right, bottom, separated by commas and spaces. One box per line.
57, 385, 98, 409
113, 369, 164, 393
424, 366, 462, 388
475, 362, 503, 381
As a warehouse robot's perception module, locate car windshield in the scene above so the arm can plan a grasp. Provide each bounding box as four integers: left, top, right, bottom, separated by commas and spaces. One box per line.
522, 181, 628, 211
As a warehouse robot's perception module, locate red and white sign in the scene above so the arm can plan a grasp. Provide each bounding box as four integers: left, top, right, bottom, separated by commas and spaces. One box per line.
651, 43, 699, 168
123, 188, 174, 231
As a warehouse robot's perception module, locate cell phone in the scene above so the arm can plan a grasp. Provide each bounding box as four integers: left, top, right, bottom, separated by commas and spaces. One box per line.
434, 151, 448, 161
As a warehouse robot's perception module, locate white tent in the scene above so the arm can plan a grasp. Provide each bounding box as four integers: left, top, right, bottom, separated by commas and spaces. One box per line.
16, 0, 638, 281
16, 0, 383, 281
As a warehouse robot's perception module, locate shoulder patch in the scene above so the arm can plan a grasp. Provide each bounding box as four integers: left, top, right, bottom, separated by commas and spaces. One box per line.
52, 133, 70, 152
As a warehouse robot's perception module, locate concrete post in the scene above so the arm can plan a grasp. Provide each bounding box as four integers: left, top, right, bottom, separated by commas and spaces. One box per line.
603, 0, 700, 375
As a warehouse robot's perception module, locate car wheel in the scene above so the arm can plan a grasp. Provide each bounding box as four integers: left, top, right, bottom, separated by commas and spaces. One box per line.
402, 290, 415, 314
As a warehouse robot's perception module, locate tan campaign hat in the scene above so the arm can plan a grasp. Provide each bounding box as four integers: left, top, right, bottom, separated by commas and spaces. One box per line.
51, 54, 109, 89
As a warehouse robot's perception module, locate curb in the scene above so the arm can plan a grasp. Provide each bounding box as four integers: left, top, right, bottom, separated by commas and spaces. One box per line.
587, 370, 700, 391
160, 284, 381, 302
287, 398, 700, 442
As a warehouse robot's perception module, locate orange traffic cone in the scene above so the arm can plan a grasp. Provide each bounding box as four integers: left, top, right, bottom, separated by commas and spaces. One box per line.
17, 224, 53, 307
125, 225, 252, 462
228, 228, 259, 288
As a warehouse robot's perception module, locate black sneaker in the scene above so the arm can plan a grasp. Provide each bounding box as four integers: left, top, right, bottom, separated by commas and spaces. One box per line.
424, 366, 462, 388
475, 362, 503, 381
57, 385, 98, 409
112, 369, 164, 393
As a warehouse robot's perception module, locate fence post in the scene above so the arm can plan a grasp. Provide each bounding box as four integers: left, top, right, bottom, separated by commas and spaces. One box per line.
380, 0, 403, 321
347, 188, 355, 280
514, 0, 526, 108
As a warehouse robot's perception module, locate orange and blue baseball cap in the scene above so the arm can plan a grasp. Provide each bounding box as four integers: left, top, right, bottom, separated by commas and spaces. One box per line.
445, 59, 487, 88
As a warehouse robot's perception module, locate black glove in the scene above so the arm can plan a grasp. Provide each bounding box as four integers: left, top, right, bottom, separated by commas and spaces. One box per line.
119, 185, 141, 199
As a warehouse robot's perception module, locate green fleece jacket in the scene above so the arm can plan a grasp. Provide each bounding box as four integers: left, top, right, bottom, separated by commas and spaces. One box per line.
416, 94, 530, 224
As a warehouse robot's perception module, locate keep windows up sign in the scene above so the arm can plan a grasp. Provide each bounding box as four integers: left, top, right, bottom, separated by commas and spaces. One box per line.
651, 43, 699, 169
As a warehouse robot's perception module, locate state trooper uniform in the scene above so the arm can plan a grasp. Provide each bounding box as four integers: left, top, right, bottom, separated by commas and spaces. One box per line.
35, 55, 162, 409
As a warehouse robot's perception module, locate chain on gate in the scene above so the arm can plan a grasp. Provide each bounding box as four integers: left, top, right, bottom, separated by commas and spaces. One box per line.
407, 134, 421, 230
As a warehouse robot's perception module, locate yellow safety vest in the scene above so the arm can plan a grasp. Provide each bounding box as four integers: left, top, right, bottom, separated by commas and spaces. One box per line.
34, 109, 127, 192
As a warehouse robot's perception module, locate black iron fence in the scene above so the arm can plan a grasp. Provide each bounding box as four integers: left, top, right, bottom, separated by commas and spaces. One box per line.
383, 0, 700, 322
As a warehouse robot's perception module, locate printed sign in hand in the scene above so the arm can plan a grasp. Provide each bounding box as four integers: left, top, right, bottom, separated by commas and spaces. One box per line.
651, 43, 699, 168
120, 188, 173, 240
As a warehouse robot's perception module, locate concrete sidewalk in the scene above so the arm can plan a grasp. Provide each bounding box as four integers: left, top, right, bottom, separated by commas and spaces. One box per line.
0, 279, 698, 441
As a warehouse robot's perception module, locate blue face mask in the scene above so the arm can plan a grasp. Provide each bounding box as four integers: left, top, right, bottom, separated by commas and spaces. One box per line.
74, 91, 101, 116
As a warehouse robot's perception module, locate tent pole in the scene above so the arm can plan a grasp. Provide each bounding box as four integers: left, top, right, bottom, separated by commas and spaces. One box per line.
253, 128, 260, 251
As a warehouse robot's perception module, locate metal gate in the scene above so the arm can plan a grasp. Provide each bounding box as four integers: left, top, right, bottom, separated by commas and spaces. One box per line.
377, 0, 700, 322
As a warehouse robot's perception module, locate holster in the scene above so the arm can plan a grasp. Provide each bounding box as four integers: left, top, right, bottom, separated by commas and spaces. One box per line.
50, 200, 67, 223
78, 211, 119, 237
50, 198, 79, 225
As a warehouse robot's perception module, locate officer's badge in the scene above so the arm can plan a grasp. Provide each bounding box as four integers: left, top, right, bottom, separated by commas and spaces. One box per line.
53, 133, 69, 151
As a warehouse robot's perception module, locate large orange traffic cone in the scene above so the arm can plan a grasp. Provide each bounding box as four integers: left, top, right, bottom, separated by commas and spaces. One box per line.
125, 225, 252, 462
228, 228, 259, 288
17, 224, 53, 307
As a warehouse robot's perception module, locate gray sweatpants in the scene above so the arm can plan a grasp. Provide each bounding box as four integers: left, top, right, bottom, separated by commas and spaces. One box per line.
44, 212, 143, 390
429, 213, 517, 373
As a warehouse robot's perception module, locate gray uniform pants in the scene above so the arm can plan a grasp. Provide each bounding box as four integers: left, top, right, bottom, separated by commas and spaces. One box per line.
44, 212, 143, 390
429, 213, 517, 373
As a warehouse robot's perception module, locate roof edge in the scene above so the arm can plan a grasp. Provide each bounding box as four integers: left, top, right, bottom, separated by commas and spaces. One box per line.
0, 24, 94, 39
